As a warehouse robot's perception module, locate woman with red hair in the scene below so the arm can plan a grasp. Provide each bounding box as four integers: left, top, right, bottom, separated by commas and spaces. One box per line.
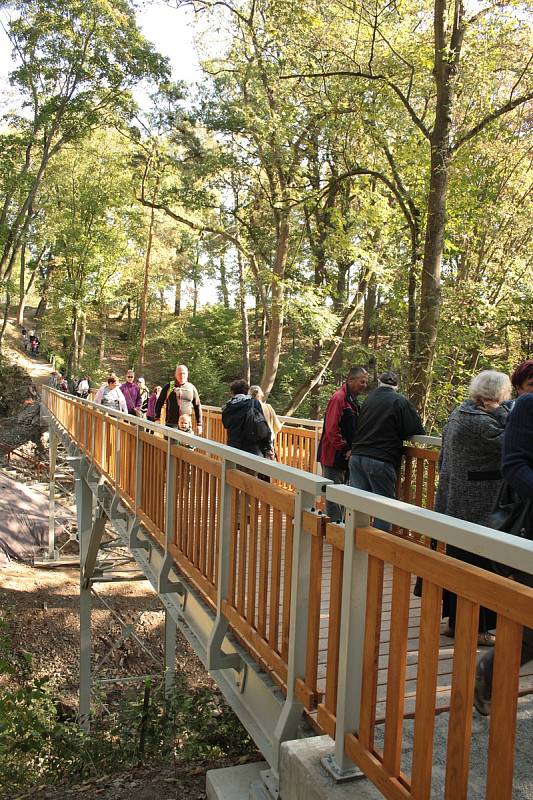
511, 360, 533, 396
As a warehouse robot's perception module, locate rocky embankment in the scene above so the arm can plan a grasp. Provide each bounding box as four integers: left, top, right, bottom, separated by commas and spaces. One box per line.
0, 357, 45, 456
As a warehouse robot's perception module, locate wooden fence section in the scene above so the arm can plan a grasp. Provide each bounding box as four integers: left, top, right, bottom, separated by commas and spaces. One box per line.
347, 529, 533, 800
222, 470, 296, 688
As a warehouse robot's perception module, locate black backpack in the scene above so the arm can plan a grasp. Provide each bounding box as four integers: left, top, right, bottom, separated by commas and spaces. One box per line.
243, 399, 271, 443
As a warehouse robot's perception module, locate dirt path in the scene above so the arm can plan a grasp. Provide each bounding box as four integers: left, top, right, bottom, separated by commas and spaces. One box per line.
3, 313, 54, 391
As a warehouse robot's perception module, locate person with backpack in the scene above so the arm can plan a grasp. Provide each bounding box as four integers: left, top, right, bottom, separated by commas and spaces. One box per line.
93, 374, 128, 413
222, 379, 271, 457
76, 375, 90, 398
154, 364, 203, 434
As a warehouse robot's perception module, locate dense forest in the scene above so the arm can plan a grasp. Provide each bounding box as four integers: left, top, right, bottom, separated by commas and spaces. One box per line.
0, 0, 531, 430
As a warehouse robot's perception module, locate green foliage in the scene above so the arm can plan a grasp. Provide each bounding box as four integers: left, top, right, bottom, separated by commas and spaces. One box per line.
0, 610, 254, 796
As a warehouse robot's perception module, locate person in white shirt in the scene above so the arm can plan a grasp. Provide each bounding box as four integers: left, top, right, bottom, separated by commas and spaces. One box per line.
93, 375, 128, 413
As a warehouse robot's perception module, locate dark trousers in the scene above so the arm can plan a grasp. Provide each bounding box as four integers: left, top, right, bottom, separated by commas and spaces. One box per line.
323, 465, 347, 522
479, 633, 533, 698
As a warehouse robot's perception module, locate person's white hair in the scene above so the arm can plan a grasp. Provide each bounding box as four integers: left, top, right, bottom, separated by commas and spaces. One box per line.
249, 385, 264, 401
469, 370, 512, 405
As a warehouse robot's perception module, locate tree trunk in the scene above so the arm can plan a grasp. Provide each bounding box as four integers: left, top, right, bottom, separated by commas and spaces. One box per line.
260, 216, 290, 398
237, 250, 250, 383
77, 310, 86, 364
174, 280, 181, 316
98, 309, 107, 364
16, 244, 27, 326
410, 0, 464, 419
67, 308, 79, 378
139, 192, 157, 370
34, 293, 48, 320
219, 256, 230, 308
0, 288, 11, 345
361, 276, 377, 347
331, 261, 351, 378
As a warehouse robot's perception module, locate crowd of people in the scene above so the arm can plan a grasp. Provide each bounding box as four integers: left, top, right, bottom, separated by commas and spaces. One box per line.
317, 359, 533, 716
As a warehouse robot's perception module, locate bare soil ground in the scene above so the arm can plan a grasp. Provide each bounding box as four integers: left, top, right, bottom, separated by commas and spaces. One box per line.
1, 561, 257, 800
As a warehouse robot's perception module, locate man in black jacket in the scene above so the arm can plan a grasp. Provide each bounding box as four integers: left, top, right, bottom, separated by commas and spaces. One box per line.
348, 371, 424, 530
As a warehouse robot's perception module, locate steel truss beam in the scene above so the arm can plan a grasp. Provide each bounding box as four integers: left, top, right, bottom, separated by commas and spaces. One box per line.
50, 419, 290, 768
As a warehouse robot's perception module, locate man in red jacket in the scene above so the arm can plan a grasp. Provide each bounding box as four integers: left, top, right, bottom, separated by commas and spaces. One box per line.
318, 366, 369, 521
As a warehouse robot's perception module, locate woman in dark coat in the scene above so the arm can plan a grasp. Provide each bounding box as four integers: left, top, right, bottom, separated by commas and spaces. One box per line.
435, 370, 512, 645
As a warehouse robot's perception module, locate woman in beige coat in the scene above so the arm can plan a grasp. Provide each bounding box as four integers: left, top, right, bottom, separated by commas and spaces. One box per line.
249, 386, 282, 459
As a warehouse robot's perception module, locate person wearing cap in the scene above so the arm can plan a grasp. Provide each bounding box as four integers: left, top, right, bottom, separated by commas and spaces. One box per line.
348, 371, 424, 530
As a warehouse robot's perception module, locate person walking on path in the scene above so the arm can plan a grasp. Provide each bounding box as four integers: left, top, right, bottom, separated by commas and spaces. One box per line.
349, 371, 424, 530
94, 375, 128, 413
249, 385, 283, 459
434, 370, 512, 646
222, 379, 271, 458
154, 364, 203, 434
317, 366, 369, 522
475, 389, 533, 714
120, 369, 142, 416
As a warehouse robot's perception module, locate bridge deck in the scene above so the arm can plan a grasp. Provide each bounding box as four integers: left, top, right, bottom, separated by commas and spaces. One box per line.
314, 553, 533, 725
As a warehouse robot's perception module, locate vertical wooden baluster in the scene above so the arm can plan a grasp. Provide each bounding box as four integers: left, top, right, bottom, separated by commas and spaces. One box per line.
411, 580, 442, 799
303, 528, 324, 707
269, 508, 282, 653
237, 491, 249, 616
486, 616, 522, 800
323, 536, 343, 724
382, 566, 411, 777
194, 465, 203, 567
246, 496, 259, 626
444, 596, 479, 799
415, 458, 424, 508
358, 555, 384, 749
281, 513, 294, 661
200, 470, 209, 575
208, 473, 217, 585
227, 487, 238, 607
258, 500, 270, 639
427, 458, 436, 511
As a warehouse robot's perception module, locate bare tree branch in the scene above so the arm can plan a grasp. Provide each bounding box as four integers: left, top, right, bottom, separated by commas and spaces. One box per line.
453, 90, 533, 152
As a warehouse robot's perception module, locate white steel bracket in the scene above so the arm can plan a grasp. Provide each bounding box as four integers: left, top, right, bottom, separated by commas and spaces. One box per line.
157, 552, 187, 608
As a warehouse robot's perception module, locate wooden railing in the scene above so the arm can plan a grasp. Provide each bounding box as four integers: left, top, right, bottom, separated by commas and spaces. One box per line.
43, 389, 533, 797
319, 484, 533, 800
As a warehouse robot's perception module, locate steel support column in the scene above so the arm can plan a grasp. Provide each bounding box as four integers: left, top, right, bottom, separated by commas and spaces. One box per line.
164, 608, 177, 697
324, 508, 371, 779
271, 490, 315, 777
76, 470, 93, 732
207, 458, 241, 673
47, 426, 58, 560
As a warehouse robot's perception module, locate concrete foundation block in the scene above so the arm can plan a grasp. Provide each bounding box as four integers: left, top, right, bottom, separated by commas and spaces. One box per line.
206, 761, 269, 800
280, 736, 382, 800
